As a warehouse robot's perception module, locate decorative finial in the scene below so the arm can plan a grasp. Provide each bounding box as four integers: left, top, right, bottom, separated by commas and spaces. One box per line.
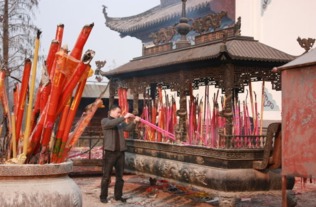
181, 0, 187, 18
234, 16, 241, 36
297, 37, 315, 54
95, 60, 107, 82
175, 0, 191, 49
102, 5, 108, 20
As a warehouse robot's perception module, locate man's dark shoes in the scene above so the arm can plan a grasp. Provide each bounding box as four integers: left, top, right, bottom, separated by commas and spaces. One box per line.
115, 197, 127, 203
100, 198, 108, 203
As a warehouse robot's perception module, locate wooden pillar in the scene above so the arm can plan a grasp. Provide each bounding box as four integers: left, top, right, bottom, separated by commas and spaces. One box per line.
131, 91, 139, 139
175, 73, 187, 142
133, 91, 139, 115
109, 81, 115, 108
176, 89, 187, 142
131, 77, 140, 116
222, 63, 234, 136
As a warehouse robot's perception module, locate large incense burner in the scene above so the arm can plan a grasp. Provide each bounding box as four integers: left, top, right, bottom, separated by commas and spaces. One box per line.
0, 161, 81, 207
124, 122, 285, 193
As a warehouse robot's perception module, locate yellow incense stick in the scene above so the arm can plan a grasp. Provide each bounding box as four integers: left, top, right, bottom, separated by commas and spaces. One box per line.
11, 113, 17, 158
249, 81, 255, 134
0, 124, 2, 139
260, 80, 265, 135
23, 30, 41, 158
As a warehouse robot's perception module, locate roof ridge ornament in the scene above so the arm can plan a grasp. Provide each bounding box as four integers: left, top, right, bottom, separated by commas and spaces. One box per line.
175, 0, 191, 49
149, 26, 177, 46
191, 11, 227, 34
297, 37, 315, 54
194, 16, 242, 45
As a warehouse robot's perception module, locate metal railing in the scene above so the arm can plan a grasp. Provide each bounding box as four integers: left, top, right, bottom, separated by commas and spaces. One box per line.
218, 134, 267, 149
73, 126, 103, 159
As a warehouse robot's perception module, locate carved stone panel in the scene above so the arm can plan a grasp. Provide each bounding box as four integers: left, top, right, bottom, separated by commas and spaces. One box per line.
125, 152, 282, 192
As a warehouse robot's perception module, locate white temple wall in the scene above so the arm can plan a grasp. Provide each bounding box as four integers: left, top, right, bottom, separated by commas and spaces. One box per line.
235, 0, 316, 121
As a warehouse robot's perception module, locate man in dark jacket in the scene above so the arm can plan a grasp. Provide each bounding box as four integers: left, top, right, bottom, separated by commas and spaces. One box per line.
100, 104, 140, 203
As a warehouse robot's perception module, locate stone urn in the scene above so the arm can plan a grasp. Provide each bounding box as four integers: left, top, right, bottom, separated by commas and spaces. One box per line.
0, 160, 82, 207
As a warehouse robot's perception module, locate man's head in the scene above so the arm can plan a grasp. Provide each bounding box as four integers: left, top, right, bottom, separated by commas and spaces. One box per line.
109, 105, 121, 118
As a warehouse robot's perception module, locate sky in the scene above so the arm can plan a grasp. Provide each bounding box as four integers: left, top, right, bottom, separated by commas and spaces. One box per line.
34, 0, 160, 83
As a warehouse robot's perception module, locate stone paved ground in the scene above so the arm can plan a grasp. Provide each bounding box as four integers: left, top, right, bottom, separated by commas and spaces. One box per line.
73, 174, 215, 207
72, 174, 316, 207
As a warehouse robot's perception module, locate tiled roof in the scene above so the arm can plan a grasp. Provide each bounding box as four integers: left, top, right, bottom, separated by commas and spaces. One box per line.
82, 83, 141, 99
278, 47, 316, 70
103, 36, 295, 77
104, 0, 211, 35
226, 38, 295, 61
82, 83, 109, 98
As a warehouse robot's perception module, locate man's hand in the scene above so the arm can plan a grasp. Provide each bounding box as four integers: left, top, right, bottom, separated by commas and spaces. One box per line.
124, 113, 135, 119
134, 116, 141, 122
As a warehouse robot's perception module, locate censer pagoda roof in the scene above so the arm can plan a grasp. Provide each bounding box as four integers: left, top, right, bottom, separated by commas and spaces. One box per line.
103, 36, 295, 78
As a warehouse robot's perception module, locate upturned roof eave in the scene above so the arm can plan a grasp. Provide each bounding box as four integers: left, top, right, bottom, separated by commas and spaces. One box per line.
104, 5, 162, 34
104, 0, 211, 34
